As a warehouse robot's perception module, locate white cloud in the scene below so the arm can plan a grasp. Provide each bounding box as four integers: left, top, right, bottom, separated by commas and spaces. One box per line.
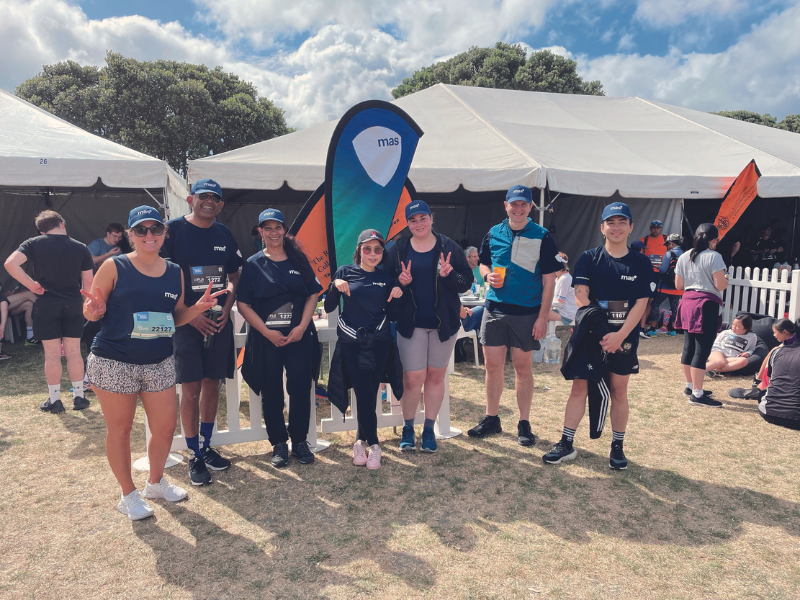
617, 33, 635, 52
580, 4, 800, 117
634, 0, 748, 27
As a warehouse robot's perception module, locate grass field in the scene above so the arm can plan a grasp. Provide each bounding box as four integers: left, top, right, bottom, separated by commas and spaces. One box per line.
1, 334, 799, 599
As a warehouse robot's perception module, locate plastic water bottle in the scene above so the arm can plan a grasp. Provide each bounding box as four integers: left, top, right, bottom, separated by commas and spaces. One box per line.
471, 282, 478, 296
203, 305, 223, 348
532, 343, 544, 363
542, 332, 561, 364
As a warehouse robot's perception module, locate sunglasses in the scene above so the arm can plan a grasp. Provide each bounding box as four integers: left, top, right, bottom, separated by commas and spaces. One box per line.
132, 223, 166, 237
361, 245, 384, 255
197, 192, 222, 203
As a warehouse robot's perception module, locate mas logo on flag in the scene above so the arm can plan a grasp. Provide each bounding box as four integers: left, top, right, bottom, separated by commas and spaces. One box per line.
352, 126, 402, 187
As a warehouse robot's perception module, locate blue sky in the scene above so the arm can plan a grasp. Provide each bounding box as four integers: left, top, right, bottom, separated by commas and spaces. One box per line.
2, 1, 799, 129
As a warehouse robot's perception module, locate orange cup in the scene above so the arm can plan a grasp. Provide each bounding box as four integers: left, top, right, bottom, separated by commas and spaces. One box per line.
492, 266, 506, 287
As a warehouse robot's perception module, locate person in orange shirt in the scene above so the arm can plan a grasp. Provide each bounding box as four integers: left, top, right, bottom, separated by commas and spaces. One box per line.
645, 233, 684, 336
640, 220, 667, 271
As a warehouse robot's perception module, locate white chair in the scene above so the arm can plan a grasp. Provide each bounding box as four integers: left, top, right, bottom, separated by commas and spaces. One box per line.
456, 325, 480, 367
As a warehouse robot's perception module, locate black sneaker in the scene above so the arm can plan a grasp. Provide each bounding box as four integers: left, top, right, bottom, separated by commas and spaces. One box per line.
609, 442, 628, 470
25, 338, 41, 346
467, 415, 502, 438
744, 387, 766, 400
200, 446, 231, 471
517, 420, 536, 446
271, 442, 289, 468
688, 393, 723, 407
39, 399, 65, 414
728, 387, 747, 399
188, 456, 212, 486
72, 396, 90, 410
683, 387, 714, 396
542, 441, 577, 464
291, 440, 315, 465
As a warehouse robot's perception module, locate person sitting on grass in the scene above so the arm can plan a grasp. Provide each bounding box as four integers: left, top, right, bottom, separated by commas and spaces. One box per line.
705, 313, 757, 377
758, 323, 800, 431
1, 281, 38, 345
729, 319, 797, 399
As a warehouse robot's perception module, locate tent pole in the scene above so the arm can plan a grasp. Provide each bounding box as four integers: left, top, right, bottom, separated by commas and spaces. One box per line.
539, 188, 545, 227
792, 197, 798, 262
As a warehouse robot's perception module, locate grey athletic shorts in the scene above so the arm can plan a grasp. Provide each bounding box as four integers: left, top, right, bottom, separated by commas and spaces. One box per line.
479, 308, 541, 352
87, 353, 176, 394
397, 327, 459, 371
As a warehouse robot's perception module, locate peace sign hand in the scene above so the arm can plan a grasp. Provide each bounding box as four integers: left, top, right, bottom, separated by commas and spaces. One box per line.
196, 282, 227, 312
438, 252, 453, 277
399, 261, 413, 286
80, 288, 106, 318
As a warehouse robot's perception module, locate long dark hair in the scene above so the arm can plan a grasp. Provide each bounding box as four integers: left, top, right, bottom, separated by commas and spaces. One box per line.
284, 232, 317, 285
690, 223, 719, 263
773, 318, 796, 335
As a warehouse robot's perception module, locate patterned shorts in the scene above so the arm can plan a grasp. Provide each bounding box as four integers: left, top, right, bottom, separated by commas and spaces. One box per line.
87, 354, 176, 394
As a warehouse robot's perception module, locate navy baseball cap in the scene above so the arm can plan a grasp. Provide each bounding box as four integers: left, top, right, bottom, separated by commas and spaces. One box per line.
631, 240, 646, 250
258, 208, 285, 226
506, 185, 533, 203
191, 179, 223, 199
650, 220, 663, 227
128, 205, 164, 228
601, 202, 633, 221
405, 200, 431, 219
357, 229, 385, 245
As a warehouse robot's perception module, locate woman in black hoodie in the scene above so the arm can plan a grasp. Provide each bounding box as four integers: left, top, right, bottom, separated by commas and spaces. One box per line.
386, 200, 473, 453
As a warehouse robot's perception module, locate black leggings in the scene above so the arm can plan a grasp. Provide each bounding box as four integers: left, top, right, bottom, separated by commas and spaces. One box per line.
260, 332, 313, 446
760, 410, 800, 431
340, 339, 391, 447
681, 300, 719, 369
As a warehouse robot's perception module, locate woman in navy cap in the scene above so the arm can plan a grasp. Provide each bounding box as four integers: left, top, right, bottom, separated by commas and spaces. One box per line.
236, 208, 323, 468
324, 229, 404, 469
82, 205, 224, 520
542, 202, 653, 470
386, 200, 473, 453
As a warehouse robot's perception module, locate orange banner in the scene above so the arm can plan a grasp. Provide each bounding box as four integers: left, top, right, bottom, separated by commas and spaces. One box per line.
714, 160, 761, 241
294, 192, 332, 290
387, 186, 412, 241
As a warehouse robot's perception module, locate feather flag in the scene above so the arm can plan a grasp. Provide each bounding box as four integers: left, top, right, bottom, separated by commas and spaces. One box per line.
714, 160, 761, 241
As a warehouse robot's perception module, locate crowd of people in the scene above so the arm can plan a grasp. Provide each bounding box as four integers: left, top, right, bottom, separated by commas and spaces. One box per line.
3, 179, 799, 522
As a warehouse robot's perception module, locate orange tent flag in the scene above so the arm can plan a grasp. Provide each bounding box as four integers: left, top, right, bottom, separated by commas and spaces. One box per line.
714, 160, 761, 241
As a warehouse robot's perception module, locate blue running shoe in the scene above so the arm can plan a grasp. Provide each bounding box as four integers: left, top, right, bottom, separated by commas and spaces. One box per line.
399, 425, 416, 452
420, 427, 437, 453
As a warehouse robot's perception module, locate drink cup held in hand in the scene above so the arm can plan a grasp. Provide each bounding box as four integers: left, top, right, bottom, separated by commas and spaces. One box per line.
203, 305, 223, 349
492, 266, 506, 287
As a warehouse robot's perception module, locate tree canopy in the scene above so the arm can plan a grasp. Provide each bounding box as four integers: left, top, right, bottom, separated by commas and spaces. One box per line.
16, 52, 290, 174
711, 109, 800, 133
392, 43, 604, 99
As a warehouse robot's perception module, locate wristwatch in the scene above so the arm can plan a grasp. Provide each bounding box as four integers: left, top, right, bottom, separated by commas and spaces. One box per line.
483, 273, 489, 282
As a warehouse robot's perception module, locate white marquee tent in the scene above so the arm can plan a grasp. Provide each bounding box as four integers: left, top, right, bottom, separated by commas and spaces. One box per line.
188, 84, 800, 261
0, 88, 189, 280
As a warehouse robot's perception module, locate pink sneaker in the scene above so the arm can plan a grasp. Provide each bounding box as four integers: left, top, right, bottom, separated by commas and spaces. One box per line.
367, 444, 381, 470
353, 441, 367, 466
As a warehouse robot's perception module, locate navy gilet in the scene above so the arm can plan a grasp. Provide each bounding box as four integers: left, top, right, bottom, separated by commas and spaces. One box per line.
92, 255, 182, 365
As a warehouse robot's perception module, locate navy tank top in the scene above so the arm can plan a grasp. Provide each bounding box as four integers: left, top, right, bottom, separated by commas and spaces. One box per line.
92, 255, 182, 365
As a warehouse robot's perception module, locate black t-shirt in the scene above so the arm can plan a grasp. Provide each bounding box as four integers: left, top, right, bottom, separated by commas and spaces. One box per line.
332, 265, 394, 330
754, 238, 779, 267
407, 245, 438, 329
17, 235, 93, 300
237, 253, 323, 330
160, 217, 243, 306
573, 246, 653, 330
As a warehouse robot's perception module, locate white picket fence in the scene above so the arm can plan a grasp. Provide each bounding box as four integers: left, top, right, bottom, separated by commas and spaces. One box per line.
721, 267, 799, 324
134, 309, 462, 470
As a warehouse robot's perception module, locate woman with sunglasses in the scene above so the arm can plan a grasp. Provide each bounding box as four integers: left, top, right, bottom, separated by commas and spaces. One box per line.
237, 209, 323, 468
386, 200, 473, 453
324, 230, 404, 469
82, 206, 224, 520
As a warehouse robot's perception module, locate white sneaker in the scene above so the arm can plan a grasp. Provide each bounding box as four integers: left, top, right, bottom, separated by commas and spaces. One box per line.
117, 489, 154, 520
353, 441, 367, 466
143, 477, 188, 502
366, 444, 381, 470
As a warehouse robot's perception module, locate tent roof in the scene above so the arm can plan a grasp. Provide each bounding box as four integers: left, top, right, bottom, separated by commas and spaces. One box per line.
0, 88, 181, 190
189, 83, 800, 199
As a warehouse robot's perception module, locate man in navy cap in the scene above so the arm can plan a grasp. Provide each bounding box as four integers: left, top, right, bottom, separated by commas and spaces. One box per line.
161, 179, 243, 485
467, 184, 560, 447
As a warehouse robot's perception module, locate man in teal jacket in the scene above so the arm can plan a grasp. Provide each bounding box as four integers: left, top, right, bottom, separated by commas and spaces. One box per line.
467, 185, 560, 446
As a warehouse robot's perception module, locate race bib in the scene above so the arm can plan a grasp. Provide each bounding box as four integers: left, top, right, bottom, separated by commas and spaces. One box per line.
599, 300, 630, 326
726, 334, 748, 353
649, 254, 662, 266
190, 265, 226, 292
265, 302, 293, 329
131, 312, 175, 339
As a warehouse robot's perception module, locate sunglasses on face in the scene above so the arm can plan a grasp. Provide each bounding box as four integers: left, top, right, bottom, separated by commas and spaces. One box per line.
132, 223, 166, 237
361, 245, 384, 255
197, 192, 222, 203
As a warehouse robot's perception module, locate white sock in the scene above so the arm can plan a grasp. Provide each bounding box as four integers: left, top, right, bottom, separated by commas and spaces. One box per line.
48, 384, 61, 403
72, 380, 84, 398
692, 389, 704, 398
685, 381, 693, 388
26, 326, 33, 339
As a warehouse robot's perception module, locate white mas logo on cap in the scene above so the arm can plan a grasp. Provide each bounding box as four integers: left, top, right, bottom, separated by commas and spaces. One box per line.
137, 210, 149, 216
609, 205, 623, 210
409, 203, 419, 210
352, 126, 402, 187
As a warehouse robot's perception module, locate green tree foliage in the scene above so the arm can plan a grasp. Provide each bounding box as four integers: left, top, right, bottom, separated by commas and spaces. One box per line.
778, 114, 800, 133
16, 52, 290, 174
392, 43, 603, 99
710, 109, 800, 134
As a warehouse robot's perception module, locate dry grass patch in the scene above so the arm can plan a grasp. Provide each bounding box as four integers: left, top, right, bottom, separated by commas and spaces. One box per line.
1, 335, 800, 599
